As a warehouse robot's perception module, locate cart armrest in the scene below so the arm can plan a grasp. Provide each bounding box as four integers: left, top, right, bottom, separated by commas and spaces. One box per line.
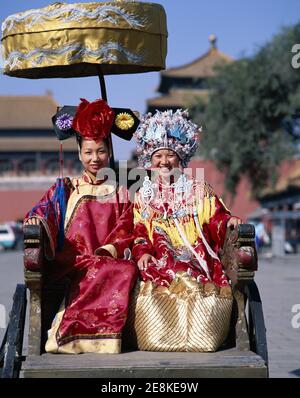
23, 224, 44, 356
220, 223, 257, 289
219, 224, 258, 351
23, 224, 44, 272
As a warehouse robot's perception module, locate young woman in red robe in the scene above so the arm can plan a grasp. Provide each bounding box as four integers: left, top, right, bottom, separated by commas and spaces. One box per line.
130, 109, 241, 352
24, 99, 138, 354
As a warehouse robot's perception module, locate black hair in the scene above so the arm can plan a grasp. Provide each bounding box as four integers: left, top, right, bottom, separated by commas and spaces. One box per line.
75, 133, 82, 148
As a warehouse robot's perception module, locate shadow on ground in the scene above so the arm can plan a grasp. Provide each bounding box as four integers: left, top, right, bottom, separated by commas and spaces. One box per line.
289, 368, 300, 377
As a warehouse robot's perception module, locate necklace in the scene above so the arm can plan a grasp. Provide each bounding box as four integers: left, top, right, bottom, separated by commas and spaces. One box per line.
139, 175, 215, 279
140, 174, 194, 219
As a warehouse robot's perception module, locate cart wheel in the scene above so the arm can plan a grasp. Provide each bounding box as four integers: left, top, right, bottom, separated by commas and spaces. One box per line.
0, 284, 27, 378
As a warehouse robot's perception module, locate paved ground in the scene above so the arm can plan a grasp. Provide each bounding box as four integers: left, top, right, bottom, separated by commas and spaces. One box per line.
0, 250, 24, 344
0, 249, 299, 378
255, 254, 300, 378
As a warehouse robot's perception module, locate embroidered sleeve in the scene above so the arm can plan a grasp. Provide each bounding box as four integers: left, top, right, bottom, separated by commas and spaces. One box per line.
202, 186, 232, 252
24, 178, 73, 260
94, 244, 117, 258
98, 186, 135, 259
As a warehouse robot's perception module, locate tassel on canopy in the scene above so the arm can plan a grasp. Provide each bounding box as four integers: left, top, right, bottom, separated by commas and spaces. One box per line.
51, 177, 67, 251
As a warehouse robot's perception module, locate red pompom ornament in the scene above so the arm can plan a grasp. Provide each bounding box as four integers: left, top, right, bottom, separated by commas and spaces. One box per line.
72, 98, 115, 141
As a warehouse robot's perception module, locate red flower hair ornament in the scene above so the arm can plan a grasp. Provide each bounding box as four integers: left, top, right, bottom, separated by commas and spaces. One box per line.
72, 98, 115, 141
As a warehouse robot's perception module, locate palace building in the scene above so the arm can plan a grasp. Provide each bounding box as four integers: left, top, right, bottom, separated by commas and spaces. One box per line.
147, 35, 233, 113
0, 92, 81, 222
0, 92, 80, 177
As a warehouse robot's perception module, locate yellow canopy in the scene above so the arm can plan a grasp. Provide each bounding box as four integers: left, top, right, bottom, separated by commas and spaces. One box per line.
1, 1, 168, 78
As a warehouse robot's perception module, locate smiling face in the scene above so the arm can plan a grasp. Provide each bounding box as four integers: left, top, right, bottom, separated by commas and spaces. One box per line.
150, 149, 181, 177
80, 139, 110, 176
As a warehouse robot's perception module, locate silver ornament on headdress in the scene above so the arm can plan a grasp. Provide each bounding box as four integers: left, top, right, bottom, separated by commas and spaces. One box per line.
134, 109, 201, 168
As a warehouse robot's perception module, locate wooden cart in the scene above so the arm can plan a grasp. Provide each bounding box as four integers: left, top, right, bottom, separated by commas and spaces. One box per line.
0, 223, 268, 378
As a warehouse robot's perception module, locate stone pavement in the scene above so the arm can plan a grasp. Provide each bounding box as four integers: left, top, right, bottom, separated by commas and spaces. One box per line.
255, 254, 300, 378
0, 250, 24, 344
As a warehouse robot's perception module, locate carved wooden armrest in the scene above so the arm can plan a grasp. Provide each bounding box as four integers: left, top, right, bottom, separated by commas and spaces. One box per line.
219, 224, 258, 351
220, 224, 257, 290
23, 224, 44, 355
24, 224, 44, 272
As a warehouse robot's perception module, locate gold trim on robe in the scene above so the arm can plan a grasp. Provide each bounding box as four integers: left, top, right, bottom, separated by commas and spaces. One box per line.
46, 302, 121, 354
95, 244, 118, 259
65, 177, 117, 230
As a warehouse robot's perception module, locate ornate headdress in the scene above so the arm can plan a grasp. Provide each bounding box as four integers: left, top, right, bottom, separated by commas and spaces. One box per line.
134, 109, 201, 168
52, 99, 139, 142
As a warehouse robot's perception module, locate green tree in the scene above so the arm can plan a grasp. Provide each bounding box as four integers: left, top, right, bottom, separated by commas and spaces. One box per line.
191, 23, 300, 198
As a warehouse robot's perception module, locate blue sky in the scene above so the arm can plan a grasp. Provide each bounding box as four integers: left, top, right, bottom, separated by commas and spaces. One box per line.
1, 0, 300, 160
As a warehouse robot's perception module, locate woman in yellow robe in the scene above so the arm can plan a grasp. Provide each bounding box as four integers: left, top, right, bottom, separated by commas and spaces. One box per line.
129, 109, 241, 352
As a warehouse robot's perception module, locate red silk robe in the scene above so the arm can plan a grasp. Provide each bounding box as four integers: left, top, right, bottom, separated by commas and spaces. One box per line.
24, 172, 138, 354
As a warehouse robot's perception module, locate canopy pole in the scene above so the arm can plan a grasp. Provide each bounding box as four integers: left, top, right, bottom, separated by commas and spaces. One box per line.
98, 73, 108, 102
98, 73, 115, 170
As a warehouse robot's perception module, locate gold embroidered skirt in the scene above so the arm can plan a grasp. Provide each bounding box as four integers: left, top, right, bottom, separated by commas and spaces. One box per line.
126, 272, 233, 352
